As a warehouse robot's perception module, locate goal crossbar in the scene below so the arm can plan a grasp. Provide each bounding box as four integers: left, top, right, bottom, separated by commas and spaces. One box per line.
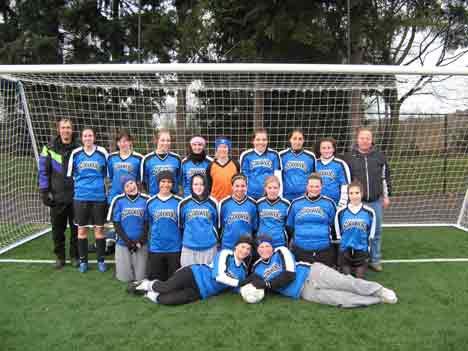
0, 63, 467, 75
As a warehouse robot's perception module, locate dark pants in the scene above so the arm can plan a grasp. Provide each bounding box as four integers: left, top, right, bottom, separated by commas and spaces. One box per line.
152, 266, 201, 305
338, 249, 369, 278
292, 245, 336, 268
50, 204, 78, 260
147, 252, 181, 281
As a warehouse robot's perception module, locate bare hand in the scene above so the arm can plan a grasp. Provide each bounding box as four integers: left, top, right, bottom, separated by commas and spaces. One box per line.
382, 197, 390, 209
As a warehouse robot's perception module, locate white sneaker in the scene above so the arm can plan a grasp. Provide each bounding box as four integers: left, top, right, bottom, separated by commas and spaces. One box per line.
378, 287, 398, 304
144, 290, 160, 303
127, 279, 154, 295
135, 279, 153, 291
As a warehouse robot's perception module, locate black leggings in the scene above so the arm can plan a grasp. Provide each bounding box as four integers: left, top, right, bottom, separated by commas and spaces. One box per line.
151, 266, 201, 305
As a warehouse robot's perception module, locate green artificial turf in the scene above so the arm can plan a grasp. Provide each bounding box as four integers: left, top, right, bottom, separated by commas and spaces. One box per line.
1, 261, 467, 351
1, 227, 467, 350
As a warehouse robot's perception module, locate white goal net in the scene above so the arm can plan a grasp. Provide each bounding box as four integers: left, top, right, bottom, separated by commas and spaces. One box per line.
0, 64, 467, 252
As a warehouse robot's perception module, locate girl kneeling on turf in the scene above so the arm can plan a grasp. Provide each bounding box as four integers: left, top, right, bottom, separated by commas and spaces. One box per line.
335, 181, 376, 278
128, 236, 253, 305
246, 235, 397, 308
67, 128, 108, 273
108, 178, 149, 282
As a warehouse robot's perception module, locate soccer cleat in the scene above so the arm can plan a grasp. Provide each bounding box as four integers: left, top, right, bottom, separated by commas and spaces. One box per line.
127, 279, 153, 295
144, 290, 160, 303
79, 262, 88, 273
98, 261, 107, 272
378, 287, 398, 304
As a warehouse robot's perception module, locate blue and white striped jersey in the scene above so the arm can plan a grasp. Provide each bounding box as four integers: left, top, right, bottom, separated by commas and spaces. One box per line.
107, 151, 143, 204
316, 157, 351, 205
335, 204, 376, 252
240, 148, 282, 200
218, 196, 258, 250
279, 148, 316, 202
141, 152, 181, 196
191, 249, 248, 299
146, 194, 183, 253
178, 196, 218, 250
107, 193, 149, 246
67, 146, 108, 202
287, 195, 336, 251
180, 156, 213, 197
256, 197, 290, 248
253, 246, 311, 299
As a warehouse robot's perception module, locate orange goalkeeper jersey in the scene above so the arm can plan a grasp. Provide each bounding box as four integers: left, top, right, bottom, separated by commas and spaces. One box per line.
207, 159, 240, 202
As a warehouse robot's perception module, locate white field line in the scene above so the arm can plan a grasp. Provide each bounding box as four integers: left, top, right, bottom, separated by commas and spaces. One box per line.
2, 258, 468, 264
0, 259, 116, 264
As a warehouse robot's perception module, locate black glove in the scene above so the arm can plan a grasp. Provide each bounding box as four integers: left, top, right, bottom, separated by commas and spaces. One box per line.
41, 190, 55, 207
131, 240, 141, 252
240, 274, 256, 287
250, 275, 269, 290
126, 240, 137, 253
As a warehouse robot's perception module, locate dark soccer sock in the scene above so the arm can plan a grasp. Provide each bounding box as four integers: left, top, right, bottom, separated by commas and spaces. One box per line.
95, 238, 105, 263
78, 238, 88, 263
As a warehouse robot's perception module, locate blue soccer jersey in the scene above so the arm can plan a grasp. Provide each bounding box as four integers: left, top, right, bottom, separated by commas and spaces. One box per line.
67, 146, 108, 202
316, 157, 351, 206
107, 151, 143, 204
253, 246, 311, 299
287, 195, 336, 251
178, 196, 218, 250
141, 152, 181, 196
256, 197, 290, 248
335, 204, 376, 252
190, 249, 248, 299
146, 194, 183, 253
180, 156, 213, 197
219, 196, 258, 250
107, 193, 149, 246
240, 148, 282, 200
280, 148, 316, 201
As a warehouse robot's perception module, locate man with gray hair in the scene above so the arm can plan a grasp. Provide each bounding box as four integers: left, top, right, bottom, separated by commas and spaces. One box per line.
38, 118, 80, 269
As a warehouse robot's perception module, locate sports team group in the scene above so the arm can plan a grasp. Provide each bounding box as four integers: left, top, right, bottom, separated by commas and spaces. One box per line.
38, 118, 398, 308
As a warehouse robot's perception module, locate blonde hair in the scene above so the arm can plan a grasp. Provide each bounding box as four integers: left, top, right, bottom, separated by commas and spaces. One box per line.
264, 175, 280, 188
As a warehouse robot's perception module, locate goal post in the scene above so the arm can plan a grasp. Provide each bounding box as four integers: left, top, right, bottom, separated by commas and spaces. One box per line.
0, 63, 467, 253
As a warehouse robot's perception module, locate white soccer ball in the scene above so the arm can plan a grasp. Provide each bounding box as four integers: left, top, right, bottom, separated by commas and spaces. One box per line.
240, 283, 265, 304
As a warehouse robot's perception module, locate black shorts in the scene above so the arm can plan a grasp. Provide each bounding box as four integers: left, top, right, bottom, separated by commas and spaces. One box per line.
73, 200, 107, 227
339, 249, 369, 268
147, 252, 181, 281
292, 245, 336, 267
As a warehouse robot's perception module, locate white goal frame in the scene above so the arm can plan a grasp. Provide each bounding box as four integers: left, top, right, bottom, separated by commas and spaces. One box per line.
0, 63, 466, 254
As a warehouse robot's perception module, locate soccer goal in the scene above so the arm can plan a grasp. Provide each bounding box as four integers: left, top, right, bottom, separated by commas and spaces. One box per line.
0, 63, 467, 253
